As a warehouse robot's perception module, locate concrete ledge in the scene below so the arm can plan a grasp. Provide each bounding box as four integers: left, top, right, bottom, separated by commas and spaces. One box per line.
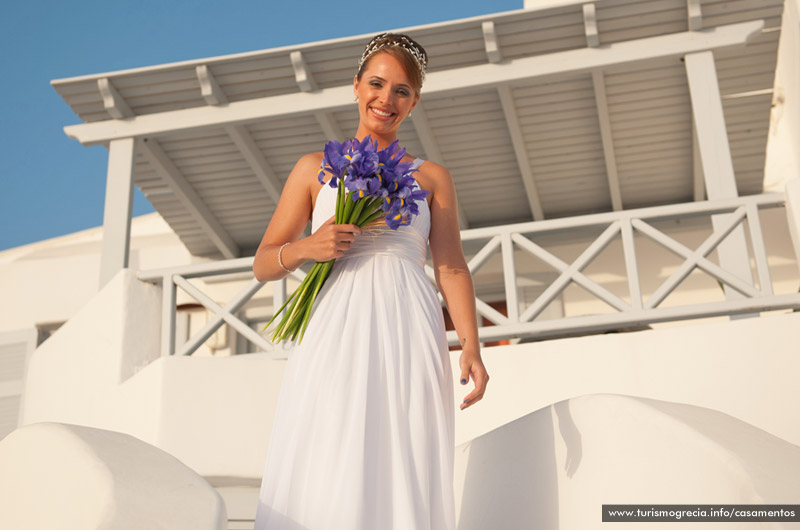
0, 422, 227, 530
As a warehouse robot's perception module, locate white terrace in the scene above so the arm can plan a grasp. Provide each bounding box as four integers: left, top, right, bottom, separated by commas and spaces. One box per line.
51, 0, 800, 353
13, 0, 800, 528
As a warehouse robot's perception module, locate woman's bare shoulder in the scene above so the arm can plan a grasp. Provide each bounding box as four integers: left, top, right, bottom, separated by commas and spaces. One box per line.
285, 152, 324, 190
414, 159, 453, 190
293, 152, 324, 176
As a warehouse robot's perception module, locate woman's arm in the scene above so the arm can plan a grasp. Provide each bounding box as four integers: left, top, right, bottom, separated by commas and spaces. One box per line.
253, 153, 361, 282
426, 162, 489, 410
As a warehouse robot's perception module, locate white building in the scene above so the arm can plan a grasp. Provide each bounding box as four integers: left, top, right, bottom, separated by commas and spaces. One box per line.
2, 0, 800, 528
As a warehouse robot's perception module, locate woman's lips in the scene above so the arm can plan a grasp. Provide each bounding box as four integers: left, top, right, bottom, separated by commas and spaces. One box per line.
370, 106, 394, 120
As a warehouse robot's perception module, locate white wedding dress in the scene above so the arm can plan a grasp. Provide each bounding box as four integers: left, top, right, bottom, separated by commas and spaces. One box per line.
254, 158, 456, 530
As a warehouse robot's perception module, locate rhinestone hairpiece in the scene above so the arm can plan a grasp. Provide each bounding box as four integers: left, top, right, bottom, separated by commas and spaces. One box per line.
357, 33, 428, 84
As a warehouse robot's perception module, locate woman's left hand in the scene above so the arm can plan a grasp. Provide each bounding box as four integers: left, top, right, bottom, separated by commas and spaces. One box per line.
458, 350, 489, 410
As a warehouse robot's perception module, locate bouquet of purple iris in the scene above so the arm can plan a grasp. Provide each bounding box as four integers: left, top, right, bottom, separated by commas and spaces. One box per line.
265, 135, 429, 343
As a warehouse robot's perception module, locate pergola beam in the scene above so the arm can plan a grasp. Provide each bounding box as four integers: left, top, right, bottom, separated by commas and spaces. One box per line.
97, 78, 133, 119
583, 3, 600, 47
315, 112, 345, 141
195, 64, 284, 204
410, 104, 469, 228
583, 3, 622, 211
685, 50, 755, 312
290, 50, 317, 92
290, 50, 345, 141
140, 137, 240, 259
196, 65, 226, 105
497, 85, 545, 221
65, 21, 764, 145
99, 138, 136, 288
592, 71, 623, 210
482, 21, 502, 63
687, 0, 703, 31
692, 121, 705, 201
225, 126, 283, 204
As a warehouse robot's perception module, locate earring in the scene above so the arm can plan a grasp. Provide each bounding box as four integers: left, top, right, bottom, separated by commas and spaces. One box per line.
354, 95, 359, 102
408, 111, 413, 118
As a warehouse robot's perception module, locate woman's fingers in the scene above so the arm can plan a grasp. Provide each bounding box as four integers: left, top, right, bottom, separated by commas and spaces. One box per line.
311, 221, 362, 260
460, 362, 489, 410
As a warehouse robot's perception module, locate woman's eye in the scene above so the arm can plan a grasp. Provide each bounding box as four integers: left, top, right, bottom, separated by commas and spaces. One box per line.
370, 81, 381, 88
398, 90, 409, 97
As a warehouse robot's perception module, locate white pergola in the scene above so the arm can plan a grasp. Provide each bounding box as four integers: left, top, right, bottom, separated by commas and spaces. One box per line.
50, 0, 784, 288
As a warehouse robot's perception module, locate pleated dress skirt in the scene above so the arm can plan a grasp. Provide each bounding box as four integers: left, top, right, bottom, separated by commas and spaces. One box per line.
254, 159, 456, 530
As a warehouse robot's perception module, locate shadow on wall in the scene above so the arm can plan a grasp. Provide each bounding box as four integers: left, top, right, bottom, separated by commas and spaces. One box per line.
454, 393, 800, 530
456, 403, 560, 530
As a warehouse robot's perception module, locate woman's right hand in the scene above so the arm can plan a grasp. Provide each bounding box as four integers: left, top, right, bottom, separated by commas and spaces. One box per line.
298, 216, 362, 262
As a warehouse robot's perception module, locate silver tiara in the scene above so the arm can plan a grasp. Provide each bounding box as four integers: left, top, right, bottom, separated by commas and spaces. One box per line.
357, 33, 428, 83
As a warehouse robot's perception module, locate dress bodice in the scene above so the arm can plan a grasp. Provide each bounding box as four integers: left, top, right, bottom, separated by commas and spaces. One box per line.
311, 158, 429, 268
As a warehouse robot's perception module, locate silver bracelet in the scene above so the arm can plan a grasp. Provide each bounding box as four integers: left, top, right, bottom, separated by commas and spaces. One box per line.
277, 242, 295, 273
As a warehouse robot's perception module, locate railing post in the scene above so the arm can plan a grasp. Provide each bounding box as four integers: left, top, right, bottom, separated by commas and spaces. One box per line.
99, 137, 136, 289
161, 274, 176, 357
785, 178, 800, 275
685, 50, 756, 317
273, 279, 287, 315
501, 232, 519, 323
620, 217, 643, 310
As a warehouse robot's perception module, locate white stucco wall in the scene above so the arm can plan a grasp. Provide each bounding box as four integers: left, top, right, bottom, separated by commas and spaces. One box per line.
19, 264, 800, 480
0, 212, 197, 334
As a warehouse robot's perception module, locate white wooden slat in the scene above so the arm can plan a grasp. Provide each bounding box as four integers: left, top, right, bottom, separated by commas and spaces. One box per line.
497, 85, 545, 221
600, 22, 689, 46
140, 138, 240, 259
173, 276, 272, 356
225, 125, 283, 205
97, 78, 134, 119
500, 233, 520, 322
196, 65, 226, 106
290, 51, 317, 93
687, 0, 703, 30
482, 21, 503, 63
745, 202, 773, 295
65, 20, 765, 145
99, 138, 136, 288
620, 217, 644, 309
591, 70, 622, 210
634, 210, 760, 308
513, 222, 629, 321
410, 104, 469, 228
684, 47, 759, 315
583, 3, 600, 47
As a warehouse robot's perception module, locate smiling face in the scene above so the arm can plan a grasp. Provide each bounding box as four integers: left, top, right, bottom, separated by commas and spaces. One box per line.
353, 52, 420, 143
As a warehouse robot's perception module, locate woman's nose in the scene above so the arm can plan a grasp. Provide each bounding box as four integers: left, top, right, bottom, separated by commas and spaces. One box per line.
379, 87, 394, 105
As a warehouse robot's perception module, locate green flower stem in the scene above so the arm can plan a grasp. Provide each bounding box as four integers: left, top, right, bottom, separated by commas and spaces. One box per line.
361, 209, 386, 226
297, 260, 333, 342
335, 181, 345, 224
343, 191, 355, 223
356, 199, 381, 226
269, 263, 322, 341
350, 198, 366, 225
267, 187, 392, 344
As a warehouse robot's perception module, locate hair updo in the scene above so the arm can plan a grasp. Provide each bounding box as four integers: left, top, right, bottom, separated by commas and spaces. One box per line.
356, 33, 428, 97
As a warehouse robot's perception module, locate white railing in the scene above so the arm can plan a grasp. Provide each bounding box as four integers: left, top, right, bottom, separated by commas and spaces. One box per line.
138, 193, 800, 355
437, 192, 800, 344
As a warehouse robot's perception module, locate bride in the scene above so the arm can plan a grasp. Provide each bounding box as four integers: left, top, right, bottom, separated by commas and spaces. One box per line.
253, 32, 489, 530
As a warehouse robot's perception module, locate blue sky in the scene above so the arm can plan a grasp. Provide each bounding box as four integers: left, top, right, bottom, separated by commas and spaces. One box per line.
0, 0, 521, 251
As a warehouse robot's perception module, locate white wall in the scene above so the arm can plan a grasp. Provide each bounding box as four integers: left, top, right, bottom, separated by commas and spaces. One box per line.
0, 213, 196, 334
20, 264, 800, 480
